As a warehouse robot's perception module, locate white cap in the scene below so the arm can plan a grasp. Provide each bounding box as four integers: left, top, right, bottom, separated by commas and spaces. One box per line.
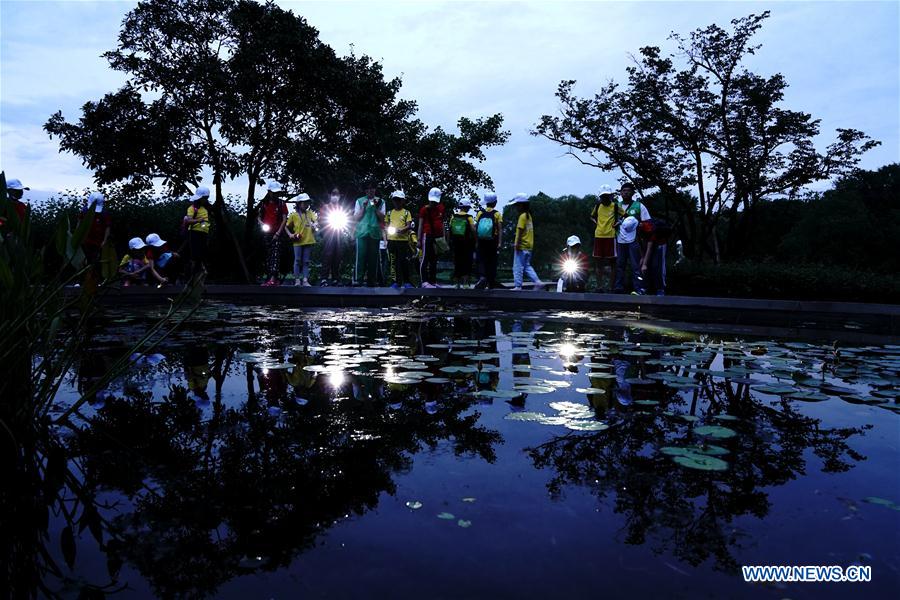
459, 200, 471, 209
6, 178, 29, 191
427, 187, 442, 202
618, 216, 639, 244
390, 190, 406, 199
598, 184, 615, 197
87, 191, 105, 212
145, 233, 167, 247
483, 192, 498, 204
190, 186, 210, 201
566, 235, 581, 247
511, 192, 529, 204
128, 237, 146, 251
291, 193, 311, 203
266, 181, 283, 193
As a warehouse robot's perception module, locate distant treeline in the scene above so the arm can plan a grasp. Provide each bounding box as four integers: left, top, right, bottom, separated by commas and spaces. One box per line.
27, 163, 899, 302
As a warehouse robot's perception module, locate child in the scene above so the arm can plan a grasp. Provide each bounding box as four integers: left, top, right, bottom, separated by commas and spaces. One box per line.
286, 193, 317, 286
417, 187, 446, 288
449, 200, 476, 288
257, 181, 289, 286
183, 186, 212, 278
118, 237, 151, 286
511, 193, 544, 291
473, 192, 503, 289
638, 218, 672, 296
144, 232, 179, 285
385, 190, 415, 288
558, 235, 589, 292
590, 185, 624, 292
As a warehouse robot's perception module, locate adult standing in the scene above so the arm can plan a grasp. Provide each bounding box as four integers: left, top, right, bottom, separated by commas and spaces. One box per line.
417, 187, 446, 288
385, 190, 415, 288
613, 182, 650, 294
286, 193, 317, 286
258, 181, 288, 286
473, 192, 503, 289
449, 200, 476, 288
589, 185, 623, 292
183, 185, 212, 278
511, 193, 544, 291
353, 181, 385, 287
320, 187, 347, 285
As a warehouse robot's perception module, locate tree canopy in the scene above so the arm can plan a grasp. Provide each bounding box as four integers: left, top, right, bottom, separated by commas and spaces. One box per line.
534, 12, 879, 261
45, 0, 508, 279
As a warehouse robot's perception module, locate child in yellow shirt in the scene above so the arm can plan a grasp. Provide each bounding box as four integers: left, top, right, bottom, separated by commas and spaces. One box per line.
286, 194, 318, 286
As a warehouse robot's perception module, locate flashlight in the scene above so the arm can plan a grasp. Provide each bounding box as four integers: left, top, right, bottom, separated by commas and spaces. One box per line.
327, 209, 350, 232
387, 226, 397, 236
261, 223, 271, 233
562, 258, 578, 275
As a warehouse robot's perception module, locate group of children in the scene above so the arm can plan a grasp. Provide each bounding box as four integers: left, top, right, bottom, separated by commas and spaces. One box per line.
5, 175, 670, 294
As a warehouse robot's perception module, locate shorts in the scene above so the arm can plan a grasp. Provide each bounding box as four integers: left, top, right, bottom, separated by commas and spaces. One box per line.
593, 237, 616, 259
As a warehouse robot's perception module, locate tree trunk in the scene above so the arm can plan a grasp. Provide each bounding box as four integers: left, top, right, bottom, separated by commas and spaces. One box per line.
211, 182, 251, 283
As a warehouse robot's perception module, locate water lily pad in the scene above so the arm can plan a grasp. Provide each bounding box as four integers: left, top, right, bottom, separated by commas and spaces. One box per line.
406, 501, 423, 510
673, 454, 729, 471
457, 519, 472, 528
437, 512, 455, 520
576, 387, 609, 394
564, 420, 609, 431
693, 425, 737, 439
424, 377, 451, 384
863, 497, 900, 511
462, 497, 476, 503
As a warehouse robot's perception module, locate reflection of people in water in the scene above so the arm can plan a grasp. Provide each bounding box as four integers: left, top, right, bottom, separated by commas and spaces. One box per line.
77, 351, 114, 405
586, 357, 615, 417
613, 359, 633, 406
184, 346, 211, 403
285, 349, 317, 399
256, 364, 288, 402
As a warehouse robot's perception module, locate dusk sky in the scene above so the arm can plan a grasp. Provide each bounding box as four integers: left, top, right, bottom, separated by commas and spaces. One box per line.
2, 0, 898, 204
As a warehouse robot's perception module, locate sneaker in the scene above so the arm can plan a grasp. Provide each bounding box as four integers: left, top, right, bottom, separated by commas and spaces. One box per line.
403, 283, 414, 289
421, 282, 435, 289
512, 287, 523, 291
473, 278, 487, 290
302, 279, 312, 287
293, 280, 303, 287
656, 291, 666, 296
390, 283, 400, 289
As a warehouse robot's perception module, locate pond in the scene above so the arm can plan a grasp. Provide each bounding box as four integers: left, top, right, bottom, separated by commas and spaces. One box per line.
22, 303, 900, 598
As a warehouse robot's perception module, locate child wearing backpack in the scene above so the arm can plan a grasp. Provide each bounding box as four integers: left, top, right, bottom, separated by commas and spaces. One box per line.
118, 237, 152, 286
474, 192, 503, 289
449, 201, 476, 288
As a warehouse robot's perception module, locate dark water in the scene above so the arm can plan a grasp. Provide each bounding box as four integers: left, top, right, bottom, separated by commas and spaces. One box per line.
21, 303, 900, 598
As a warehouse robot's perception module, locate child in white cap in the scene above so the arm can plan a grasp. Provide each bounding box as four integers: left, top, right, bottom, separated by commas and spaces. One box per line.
417, 187, 446, 288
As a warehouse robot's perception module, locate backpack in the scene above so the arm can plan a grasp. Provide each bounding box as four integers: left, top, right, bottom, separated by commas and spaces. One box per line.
476, 211, 497, 240
450, 214, 469, 237
648, 218, 672, 243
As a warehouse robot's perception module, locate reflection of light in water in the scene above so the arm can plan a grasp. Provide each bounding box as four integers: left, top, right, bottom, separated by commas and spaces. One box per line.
328, 367, 346, 388
559, 343, 578, 359
262, 367, 270, 376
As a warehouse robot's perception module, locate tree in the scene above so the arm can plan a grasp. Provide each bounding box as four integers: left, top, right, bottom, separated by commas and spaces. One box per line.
46, 0, 507, 281
533, 12, 879, 261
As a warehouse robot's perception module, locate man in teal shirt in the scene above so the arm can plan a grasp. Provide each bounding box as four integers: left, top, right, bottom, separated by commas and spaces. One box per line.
353, 180, 386, 286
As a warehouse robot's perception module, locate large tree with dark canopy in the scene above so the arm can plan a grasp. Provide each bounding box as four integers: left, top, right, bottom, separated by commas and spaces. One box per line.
46, 0, 508, 281
533, 12, 878, 261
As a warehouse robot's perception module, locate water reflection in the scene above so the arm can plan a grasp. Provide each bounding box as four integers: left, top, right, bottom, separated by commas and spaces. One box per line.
4, 307, 896, 598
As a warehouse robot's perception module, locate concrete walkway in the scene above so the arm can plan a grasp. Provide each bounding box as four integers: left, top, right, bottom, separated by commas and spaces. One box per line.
97, 284, 900, 339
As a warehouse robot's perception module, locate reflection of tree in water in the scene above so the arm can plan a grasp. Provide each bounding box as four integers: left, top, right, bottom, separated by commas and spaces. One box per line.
67, 366, 500, 597
527, 352, 870, 573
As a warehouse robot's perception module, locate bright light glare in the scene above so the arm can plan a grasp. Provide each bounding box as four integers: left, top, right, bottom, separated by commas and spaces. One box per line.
261, 223, 271, 233
327, 209, 350, 232
559, 342, 578, 359
563, 258, 579, 275
387, 226, 397, 236
328, 367, 346, 388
